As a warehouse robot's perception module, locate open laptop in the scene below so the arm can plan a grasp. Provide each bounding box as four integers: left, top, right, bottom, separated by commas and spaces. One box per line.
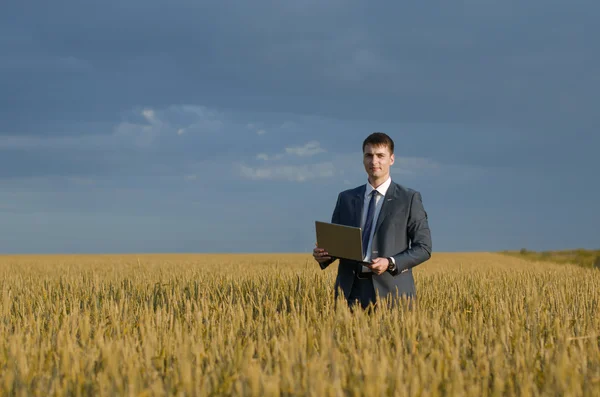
315, 221, 372, 264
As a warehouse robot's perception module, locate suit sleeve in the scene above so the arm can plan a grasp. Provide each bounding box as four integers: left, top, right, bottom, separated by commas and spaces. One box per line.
319, 192, 342, 270
390, 191, 432, 273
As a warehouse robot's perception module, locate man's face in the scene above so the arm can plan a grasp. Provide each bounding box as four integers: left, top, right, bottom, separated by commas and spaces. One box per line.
363, 144, 394, 181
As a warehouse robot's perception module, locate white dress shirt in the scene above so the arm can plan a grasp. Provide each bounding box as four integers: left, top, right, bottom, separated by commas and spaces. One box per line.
360, 176, 394, 272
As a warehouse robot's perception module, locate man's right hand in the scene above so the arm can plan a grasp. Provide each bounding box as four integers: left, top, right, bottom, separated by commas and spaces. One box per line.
313, 243, 332, 264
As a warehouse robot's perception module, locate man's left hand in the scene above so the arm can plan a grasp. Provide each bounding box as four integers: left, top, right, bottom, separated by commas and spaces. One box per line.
367, 257, 389, 275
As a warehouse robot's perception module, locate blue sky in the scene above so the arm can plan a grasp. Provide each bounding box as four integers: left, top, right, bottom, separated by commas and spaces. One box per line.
1, 0, 598, 254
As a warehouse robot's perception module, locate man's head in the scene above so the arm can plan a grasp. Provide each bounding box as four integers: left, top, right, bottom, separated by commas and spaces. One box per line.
362, 132, 395, 185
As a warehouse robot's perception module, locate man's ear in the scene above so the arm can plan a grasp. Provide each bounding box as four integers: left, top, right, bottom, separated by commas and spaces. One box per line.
390, 153, 395, 165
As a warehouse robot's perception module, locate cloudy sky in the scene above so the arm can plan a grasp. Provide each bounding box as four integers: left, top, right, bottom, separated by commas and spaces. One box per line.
1, 0, 598, 254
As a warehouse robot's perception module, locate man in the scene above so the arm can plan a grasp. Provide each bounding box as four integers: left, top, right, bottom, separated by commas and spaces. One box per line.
313, 132, 432, 309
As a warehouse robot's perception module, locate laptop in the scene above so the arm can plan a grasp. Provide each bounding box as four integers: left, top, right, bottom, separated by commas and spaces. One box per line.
315, 221, 372, 264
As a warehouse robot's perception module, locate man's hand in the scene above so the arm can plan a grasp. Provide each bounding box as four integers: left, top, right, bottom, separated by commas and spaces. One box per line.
367, 257, 389, 275
313, 243, 332, 265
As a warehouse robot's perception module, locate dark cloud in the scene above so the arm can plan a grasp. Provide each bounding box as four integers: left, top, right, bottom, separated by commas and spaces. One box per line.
2, 0, 599, 134
1, 0, 599, 253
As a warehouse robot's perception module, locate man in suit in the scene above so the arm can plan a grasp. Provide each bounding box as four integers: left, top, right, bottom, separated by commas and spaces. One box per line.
313, 132, 432, 309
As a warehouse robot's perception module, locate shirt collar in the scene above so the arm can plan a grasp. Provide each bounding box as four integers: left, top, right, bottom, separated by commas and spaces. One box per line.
365, 176, 392, 198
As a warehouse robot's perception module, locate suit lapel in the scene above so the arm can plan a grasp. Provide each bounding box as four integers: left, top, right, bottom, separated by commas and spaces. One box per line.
351, 185, 366, 228
373, 182, 396, 237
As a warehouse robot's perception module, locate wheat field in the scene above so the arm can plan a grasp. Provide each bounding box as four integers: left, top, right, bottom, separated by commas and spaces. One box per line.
0, 252, 598, 396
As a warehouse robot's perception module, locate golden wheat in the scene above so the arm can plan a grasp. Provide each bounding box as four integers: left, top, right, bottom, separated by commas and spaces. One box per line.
0, 252, 598, 396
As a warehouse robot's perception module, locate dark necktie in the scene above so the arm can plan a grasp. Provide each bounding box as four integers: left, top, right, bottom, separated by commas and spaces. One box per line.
362, 190, 378, 259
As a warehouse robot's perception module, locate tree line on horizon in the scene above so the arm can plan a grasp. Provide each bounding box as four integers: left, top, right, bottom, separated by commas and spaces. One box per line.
502, 248, 600, 269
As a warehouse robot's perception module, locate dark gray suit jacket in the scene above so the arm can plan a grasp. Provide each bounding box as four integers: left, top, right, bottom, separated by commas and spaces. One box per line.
320, 181, 432, 304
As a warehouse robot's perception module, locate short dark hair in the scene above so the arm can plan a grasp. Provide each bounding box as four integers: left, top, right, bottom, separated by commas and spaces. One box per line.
362, 132, 394, 154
